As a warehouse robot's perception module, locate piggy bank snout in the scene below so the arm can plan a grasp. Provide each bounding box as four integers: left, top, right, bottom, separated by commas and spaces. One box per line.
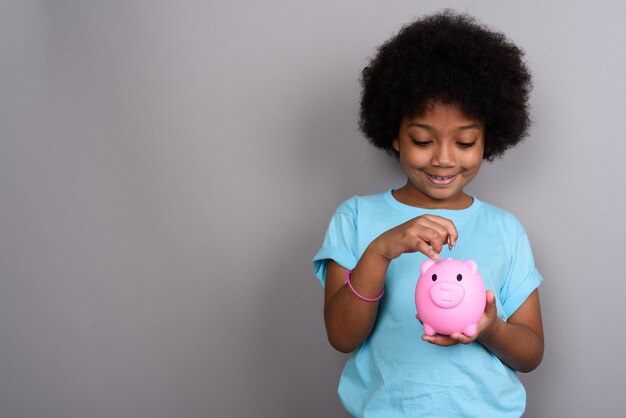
429, 282, 465, 309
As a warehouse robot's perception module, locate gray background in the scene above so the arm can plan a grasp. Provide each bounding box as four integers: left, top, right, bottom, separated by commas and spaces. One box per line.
1, 1, 624, 417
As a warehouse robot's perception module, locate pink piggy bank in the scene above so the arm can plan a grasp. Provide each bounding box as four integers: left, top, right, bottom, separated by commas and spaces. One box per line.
415, 258, 486, 337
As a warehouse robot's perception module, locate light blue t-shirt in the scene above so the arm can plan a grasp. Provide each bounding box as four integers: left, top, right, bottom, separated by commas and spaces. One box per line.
312, 189, 543, 418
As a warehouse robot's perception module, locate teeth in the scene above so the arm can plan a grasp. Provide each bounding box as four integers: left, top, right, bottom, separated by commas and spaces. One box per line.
432, 175, 453, 180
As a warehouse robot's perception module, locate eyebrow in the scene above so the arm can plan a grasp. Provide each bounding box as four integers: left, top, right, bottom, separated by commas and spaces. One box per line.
408, 123, 481, 131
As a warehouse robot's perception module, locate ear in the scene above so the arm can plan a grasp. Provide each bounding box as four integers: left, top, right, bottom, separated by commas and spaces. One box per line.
420, 259, 436, 274
463, 260, 478, 274
392, 138, 400, 152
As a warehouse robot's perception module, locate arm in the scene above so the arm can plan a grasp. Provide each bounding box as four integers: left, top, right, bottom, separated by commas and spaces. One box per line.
422, 289, 544, 373
323, 248, 389, 353
479, 289, 544, 372
324, 215, 458, 353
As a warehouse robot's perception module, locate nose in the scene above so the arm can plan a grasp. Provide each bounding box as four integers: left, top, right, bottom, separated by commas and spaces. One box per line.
432, 142, 454, 167
429, 281, 465, 309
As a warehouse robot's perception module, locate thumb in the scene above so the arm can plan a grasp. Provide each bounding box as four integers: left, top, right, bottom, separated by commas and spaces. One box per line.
485, 290, 496, 313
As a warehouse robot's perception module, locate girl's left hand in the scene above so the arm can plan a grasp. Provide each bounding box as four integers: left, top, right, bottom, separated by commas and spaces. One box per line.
418, 290, 500, 346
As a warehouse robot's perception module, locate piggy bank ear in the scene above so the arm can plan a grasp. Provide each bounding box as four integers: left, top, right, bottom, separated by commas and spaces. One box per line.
420, 260, 436, 274
463, 260, 478, 274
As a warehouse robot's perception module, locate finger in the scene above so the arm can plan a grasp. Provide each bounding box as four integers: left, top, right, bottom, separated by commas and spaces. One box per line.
422, 231, 444, 254
422, 215, 458, 248
415, 240, 440, 261
419, 219, 452, 252
450, 332, 475, 344
420, 217, 450, 245
422, 334, 458, 347
484, 290, 497, 315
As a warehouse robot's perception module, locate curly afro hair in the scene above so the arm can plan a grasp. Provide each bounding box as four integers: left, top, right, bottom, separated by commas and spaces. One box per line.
359, 10, 532, 161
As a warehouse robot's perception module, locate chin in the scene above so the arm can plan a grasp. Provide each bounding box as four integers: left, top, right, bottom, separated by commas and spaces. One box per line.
430, 192, 457, 201
417, 184, 456, 197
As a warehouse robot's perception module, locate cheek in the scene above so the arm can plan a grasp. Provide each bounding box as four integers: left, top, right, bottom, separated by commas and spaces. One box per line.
461, 149, 484, 171
475, 142, 486, 162
400, 150, 430, 168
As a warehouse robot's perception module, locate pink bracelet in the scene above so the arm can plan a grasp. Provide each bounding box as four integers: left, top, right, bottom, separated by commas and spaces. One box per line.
344, 269, 384, 302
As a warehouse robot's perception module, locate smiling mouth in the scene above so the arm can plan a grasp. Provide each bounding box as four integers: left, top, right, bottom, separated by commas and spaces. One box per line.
426, 173, 457, 185
429, 174, 455, 180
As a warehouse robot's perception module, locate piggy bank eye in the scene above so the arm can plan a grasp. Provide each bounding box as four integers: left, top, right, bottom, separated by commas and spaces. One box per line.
456, 274, 463, 281
431, 274, 437, 281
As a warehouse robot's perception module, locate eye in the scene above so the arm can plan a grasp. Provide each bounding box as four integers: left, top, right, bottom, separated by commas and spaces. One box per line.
431, 274, 437, 281
456, 274, 463, 281
412, 139, 432, 147
457, 142, 476, 149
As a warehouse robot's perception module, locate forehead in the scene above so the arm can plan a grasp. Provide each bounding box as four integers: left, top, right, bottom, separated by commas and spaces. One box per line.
403, 102, 483, 132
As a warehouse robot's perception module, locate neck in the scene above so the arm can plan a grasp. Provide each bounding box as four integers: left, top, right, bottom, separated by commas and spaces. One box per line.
392, 183, 473, 210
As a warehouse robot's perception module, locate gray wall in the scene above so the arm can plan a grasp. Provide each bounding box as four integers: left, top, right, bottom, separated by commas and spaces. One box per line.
1, 1, 624, 417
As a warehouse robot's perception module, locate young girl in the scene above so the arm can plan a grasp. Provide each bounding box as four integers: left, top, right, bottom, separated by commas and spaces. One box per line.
312, 11, 544, 417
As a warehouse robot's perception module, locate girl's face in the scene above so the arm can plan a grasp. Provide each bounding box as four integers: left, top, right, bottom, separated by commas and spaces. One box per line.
392, 102, 485, 209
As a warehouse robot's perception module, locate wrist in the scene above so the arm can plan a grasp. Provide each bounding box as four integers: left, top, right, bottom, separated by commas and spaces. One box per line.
368, 237, 394, 262
478, 316, 504, 344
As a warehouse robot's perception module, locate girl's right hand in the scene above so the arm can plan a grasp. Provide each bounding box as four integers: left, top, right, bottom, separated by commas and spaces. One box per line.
372, 215, 458, 261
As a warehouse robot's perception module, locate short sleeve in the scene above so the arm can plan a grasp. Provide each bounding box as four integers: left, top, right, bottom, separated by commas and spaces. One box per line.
499, 222, 544, 318
312, 199, 359, 287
